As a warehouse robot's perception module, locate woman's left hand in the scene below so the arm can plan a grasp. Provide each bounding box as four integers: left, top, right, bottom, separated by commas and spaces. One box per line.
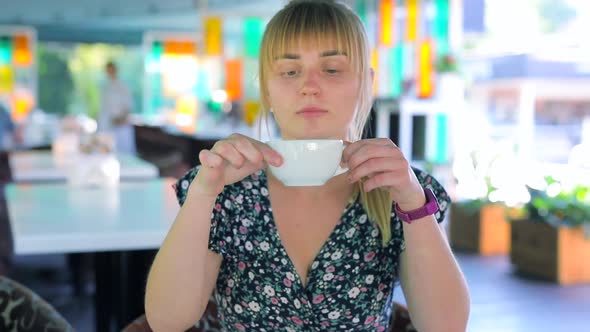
342, 138, 426, 210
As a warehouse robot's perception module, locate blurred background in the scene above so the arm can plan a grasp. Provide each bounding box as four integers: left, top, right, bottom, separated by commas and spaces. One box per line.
0, 0, 589, 331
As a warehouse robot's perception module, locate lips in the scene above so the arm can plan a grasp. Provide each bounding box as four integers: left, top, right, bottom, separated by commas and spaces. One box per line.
296, 106, 328, 118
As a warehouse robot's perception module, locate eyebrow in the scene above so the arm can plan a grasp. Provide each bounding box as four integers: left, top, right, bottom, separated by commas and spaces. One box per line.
275, 50, 347, 60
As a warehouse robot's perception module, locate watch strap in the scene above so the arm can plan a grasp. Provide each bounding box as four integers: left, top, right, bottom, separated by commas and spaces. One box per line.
395, 188, 439, 224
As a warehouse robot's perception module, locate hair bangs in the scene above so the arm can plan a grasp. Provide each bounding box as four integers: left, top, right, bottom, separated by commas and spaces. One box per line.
260, 1, 368, 111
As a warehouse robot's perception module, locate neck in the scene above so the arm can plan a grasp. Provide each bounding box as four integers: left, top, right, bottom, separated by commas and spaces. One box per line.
266, 169, 353, 200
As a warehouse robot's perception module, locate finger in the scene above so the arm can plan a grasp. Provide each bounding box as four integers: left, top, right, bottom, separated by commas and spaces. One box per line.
211, 141, 246, 168
362, 171, 406, 192
347, 144, 401, 170
342, 138, 394, 163
199, 149, 224, 168
255, 142, 284, 166
232, 138, 265, 167
348, 157, 398, 183
341, 140, 366, 164
340, 141, 353, 166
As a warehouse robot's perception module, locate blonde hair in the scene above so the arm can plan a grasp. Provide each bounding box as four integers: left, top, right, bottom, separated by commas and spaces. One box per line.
259, 0, 392, 245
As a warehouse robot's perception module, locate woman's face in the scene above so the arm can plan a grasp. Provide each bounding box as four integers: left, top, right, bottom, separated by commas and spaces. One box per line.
266, 42, 361, 140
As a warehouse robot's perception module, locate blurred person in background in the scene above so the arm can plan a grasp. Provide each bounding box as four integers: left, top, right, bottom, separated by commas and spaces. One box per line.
98, 61, 136, 154
0, 101, 23, 151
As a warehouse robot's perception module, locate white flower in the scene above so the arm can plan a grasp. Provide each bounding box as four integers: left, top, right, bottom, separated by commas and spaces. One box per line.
248, 301, 260, 312
321, 309, 329, 314
224, 200, 232, 209
227, 279, 235, 287
353, 253, 360, 260
261, 187, 269, 196
323, 273, 334, 281
263, 215, 270, 222
345, 228, 356, 238
286, 327, 296, 332
331, 251, 342, 260
365, 275, 374, 284
260, 241, 270, 251
264, 286, 275, 297
241, 219, 251, 227
377, 292, 384, 301
328, 311, 341, 320
252, 189, 259, 195
286, 272, 295, 281
359, 215, 367, 224
371, 228, 379, 237
181, 180, 189, 190
245, 241, 254, 251
348, 287, 360, 298
280, 297, 288, 304
294, 299, 301, 309
244, 181, 253, 189
281, 258, 288, 265
249, 272, 255, 280
234, 304, 243, 314
311, 261, 319, 270
352, 317, 360, 323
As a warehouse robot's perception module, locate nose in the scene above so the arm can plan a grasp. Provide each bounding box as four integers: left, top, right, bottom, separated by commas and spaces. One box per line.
300, 71, 320, 97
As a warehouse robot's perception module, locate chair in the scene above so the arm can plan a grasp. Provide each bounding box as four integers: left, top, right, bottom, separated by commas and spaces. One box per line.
0, 275, 75, 332
390, 302, 418, 332
122, 297, 416, 332
0, 182, 14, 276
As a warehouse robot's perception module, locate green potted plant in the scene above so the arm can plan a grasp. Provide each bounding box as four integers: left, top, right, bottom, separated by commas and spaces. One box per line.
511, 177, 590, 284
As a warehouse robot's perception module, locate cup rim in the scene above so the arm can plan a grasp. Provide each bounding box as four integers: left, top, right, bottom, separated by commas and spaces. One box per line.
266, 139, 343, 144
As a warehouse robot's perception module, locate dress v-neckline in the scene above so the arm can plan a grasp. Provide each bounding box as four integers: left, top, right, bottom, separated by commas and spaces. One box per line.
260, 170, 358, 291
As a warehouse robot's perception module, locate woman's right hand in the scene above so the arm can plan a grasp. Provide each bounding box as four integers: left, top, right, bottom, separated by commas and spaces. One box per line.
190, 134, 283, 197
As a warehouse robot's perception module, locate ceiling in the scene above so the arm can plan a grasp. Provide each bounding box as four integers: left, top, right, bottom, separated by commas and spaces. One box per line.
0, 0, 286, 44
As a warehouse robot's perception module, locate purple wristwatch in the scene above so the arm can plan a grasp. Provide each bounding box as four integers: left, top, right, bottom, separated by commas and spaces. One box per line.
394, 188, 439, 223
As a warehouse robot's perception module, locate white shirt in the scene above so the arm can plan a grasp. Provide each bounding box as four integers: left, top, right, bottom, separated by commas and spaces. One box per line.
98, 79, 133, 132
98, 78, 136, 154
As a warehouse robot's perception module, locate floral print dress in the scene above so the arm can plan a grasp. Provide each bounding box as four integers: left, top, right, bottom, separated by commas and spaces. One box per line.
175, 166, 450, 331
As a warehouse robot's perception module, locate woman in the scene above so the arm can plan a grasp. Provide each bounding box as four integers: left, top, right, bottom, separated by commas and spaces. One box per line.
145, 1, 470, 331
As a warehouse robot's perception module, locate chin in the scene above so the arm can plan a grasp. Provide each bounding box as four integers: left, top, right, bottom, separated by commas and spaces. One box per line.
284, 133, 343, 140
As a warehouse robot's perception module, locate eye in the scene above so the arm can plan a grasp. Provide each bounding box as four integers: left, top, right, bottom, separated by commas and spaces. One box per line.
281, 70, 300, 77
324, 68, 340, 75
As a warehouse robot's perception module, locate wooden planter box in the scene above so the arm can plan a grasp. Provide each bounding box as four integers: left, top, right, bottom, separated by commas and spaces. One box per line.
449, 203, 510, 255
510, 219, 590, 285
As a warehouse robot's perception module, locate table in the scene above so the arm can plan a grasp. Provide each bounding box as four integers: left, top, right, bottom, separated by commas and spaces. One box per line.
9, 151, 159, 182
5, 178, 180, 331
6, 178, 178, 255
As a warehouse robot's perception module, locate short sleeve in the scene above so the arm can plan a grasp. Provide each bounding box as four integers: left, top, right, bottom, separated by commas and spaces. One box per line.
412, 167, 451, 224
173, 166, 232, 257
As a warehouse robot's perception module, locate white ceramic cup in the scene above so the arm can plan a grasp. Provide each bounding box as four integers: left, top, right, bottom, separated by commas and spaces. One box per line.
266, 139, 347, 186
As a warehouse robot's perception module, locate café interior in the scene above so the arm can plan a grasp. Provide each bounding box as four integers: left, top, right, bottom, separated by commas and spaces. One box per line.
0, 0, 589, 331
